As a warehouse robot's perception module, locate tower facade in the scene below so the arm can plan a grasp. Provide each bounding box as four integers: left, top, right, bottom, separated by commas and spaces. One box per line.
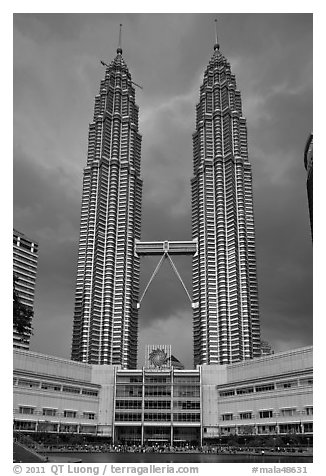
71, 45, 142, 368
13, 229, 39, 349
191, 37, 261, 365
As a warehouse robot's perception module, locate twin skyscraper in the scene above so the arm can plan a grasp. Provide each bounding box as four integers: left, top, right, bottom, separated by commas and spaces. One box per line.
71, 24, 261, 369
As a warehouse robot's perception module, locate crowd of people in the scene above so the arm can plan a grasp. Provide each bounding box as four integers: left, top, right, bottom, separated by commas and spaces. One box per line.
14, 432, 311, 456
35, 442, 309, 455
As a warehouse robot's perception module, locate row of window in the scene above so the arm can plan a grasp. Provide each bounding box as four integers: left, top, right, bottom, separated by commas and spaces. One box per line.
218, 423, 313, 435
221, 407, 313, 421
17, 407, 96, 419
14, 378, 99, 397
115, 386, 200, 398
115, 413, 201, 422
115, 400, 201, 410
219, 378, 313, 397
13, 420, 97, 433
116, 376, 200, 385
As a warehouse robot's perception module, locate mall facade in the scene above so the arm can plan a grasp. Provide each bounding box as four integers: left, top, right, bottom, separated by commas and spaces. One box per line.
13, 346, 313, 445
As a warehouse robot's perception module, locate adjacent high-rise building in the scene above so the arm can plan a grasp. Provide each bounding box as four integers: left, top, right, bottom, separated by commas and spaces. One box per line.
71, 40, 142, 368
191, 26, 261, 365
304, 132, 313, 238
13, 229, 39, 349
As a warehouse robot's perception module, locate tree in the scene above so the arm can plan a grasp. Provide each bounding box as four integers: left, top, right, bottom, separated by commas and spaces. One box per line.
226, 434, 240, 446
13, 274, 33, 339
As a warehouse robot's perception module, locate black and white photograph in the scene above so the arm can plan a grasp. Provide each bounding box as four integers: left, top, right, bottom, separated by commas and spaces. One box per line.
11, 10, 313, 471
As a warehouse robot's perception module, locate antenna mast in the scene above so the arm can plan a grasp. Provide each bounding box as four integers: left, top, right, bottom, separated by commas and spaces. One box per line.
214, 18, 220, 50
117, 23, 123, 54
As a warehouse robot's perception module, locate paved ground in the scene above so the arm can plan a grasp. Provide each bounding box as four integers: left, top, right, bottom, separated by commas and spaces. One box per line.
13, 442, 46, 463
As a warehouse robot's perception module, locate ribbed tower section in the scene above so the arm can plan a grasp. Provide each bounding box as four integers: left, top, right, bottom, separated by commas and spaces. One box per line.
71, 47, 142, 369
191, 41, 261, 366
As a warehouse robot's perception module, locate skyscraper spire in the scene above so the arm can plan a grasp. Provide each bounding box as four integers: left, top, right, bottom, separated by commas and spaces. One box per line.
117, 23, 123, 54
214, 18, 220, 50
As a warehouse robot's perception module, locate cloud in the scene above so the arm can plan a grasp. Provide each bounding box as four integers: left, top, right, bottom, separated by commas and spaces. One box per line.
140, 80, 200, 209
13, 150, 81, 241
138, 312, 194, 369
138, 253, 192, 325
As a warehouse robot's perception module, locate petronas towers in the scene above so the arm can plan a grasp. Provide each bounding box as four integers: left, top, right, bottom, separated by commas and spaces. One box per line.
192, 39, 260, 365
71, 44, 142, 369
71, 25, 261, 369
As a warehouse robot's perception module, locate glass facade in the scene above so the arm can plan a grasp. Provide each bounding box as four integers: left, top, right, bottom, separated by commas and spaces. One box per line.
114, 370, 201, 445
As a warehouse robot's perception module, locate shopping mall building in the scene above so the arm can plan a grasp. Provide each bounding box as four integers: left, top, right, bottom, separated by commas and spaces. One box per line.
13, 346, 313, 446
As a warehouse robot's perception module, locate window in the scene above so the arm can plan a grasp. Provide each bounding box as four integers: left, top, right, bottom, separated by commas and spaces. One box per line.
237, 387, 254, 395
130, 377, 142, 383
41, 383, 61, 391
145, 401, 171, 410
173, 413, 200, 422
60, 424, 78, 433
43, 408, 57, 416
259, 410, 273, 419
173, 376, 200, 384
173, 401, 200, 410
14, 421, 36, 431
255, 384, 275, 393
62, 386, 80, 394
144, 413, 171, 422
83, 412, 95, 420
279, 423, 301, 434
145, 376, 171, 384
257, 425, 277, 435
219, 390, 235, 397
64, 410, 77, 418
82, 389, 99, 397
144, 385, 172, 397
222, 413, 233, 421
116, 400, 142, 409
19, 406, 34, 415
303, 422, 313, 433
277, 381, 297, 389
280, 408, 296, 417
18, 379, 40, 389
240, 412, 252, 420
116, 385, 142, 398
115, 413, 142, 422
300, 378, 313, 386
306, 407, 313, 416
80, 425, 97, 434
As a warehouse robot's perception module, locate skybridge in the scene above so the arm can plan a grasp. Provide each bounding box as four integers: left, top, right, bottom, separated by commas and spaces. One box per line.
135, 239, 197, 257
134, 239, 198, 310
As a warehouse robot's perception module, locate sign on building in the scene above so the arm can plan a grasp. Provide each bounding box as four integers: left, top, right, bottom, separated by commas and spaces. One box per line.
145, 345, 171, 370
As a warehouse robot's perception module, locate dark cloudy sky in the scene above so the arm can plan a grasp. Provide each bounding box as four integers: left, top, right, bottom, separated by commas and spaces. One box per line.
13, 13, 313, 369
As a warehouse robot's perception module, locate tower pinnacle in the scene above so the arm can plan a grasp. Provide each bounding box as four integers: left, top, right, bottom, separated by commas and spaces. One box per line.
117, 23, 123, 54
214, 18, 220, 51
